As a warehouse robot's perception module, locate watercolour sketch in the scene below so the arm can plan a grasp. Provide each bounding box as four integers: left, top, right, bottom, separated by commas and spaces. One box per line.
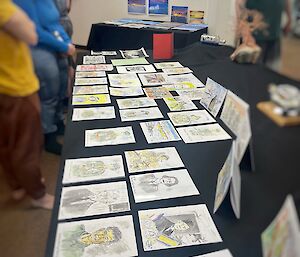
220, 90, 252, 164
162, 67, 193, 75
139, 73, 169, 86
83, 55, 106, 65
74, 77, 108, 86
116, 65, 156, 74
149, 0, 169, 15
128, 0, 146, 14
120, 107, 163, 122
111, 57, 149, 66
72, 94, 111, 106
108, 74, 142, 88
76, 71, 106, 78
120, 47, 149, 59
138, 204, 222, 251
144, 87, 173, 99
58, 181, 130, 220
193, 249, 233, 257
154, 62, 183, 69
125, 146, 184, 173
63, 155, 125, 184
163, 83, 197, 91
261, 195, 300, 257
73, 85, 109, 95
171, 6, 188, 23
167, 73, 205, 88
140, 120, 181, 143
53, 215, 138, 257
76, 64, 114, 72
177, 123, 231, 143
85, 126, 135, 147
163, 96, 197, 111
110, 87, 144, 97
189, 10, 205, 24
72, 106, 116, 121
200, 77, 228, 117
117, 97, 157, 109
91, 50, 117, 56
130, 169, 199, 203
176, 88, 206, 100
168, 110, 215, 126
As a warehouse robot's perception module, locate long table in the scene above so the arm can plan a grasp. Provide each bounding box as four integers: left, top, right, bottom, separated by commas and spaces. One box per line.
45, 42, 300, 257
87, 23, 208, 50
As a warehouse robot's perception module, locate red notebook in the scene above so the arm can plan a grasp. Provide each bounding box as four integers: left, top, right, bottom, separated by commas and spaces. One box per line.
153, 33, 174, 60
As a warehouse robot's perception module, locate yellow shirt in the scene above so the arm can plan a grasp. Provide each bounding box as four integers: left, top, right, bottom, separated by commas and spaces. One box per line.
0, 0, 38, 97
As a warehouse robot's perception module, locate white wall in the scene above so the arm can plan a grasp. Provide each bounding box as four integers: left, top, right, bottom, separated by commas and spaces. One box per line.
70, 0, 236, 46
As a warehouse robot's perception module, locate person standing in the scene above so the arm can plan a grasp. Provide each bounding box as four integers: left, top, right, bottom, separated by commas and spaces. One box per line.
245, 0, 292, 71
14, 0, 76, 155
0, 0, 54, 209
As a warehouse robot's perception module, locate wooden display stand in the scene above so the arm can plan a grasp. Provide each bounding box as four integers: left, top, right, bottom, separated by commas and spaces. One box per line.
257, 101, 300, 127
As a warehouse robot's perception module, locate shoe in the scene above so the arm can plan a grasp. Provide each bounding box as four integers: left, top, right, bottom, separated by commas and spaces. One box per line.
12, 188, 26, 201
31, 193, 54, 210
56, 120, 65, 136
44, 132, 62, 155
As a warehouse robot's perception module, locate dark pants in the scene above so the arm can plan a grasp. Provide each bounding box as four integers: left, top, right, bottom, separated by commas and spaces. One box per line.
257, 39, 281, 71
0, 92, 46, 199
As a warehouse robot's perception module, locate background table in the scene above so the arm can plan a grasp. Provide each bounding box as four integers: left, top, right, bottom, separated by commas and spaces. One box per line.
45, 42, 300, 257
87, 23, 208, 50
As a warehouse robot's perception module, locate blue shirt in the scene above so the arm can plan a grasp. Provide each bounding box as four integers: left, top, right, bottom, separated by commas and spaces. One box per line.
14, 0, 71, 53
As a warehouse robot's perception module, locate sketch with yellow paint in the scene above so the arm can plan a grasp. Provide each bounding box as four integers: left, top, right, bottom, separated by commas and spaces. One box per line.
163, 96, 197, 111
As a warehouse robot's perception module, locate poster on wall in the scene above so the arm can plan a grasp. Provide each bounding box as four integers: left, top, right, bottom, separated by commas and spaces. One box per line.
190, 10, 205, 24
149, 0, 169, 15
171, 6, 188, 23
128, 0, 146, 14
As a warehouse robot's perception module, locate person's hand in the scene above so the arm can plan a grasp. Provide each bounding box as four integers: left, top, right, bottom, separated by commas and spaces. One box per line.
283, 18, 292, 35
67, 43, 76, 56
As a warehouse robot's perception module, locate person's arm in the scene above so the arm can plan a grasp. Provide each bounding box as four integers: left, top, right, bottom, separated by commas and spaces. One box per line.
283, 0, 292, 35
2, 7, 37, 45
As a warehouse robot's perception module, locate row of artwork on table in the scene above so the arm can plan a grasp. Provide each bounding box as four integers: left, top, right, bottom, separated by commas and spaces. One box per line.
52, 47, 300, 257
128, 0, 205, 24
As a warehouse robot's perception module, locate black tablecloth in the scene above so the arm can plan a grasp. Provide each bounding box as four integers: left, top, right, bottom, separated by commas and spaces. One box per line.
45, 42, 300, 257
87, 23, 208, 50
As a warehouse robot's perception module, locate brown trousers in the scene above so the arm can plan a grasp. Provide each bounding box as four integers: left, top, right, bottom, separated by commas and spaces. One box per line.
0, 92, 46, 199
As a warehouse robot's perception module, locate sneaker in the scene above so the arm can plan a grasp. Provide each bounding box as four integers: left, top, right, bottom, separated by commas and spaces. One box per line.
45, 132, 62, 155
31, 193, 54, 210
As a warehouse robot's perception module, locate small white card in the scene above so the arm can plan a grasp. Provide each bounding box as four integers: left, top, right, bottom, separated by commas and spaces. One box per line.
116, 64, 156, 74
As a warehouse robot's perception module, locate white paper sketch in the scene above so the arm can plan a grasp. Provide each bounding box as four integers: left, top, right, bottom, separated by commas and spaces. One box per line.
138, 204, 222, 251
58, 181, 130, 220
110, 87, 144, 97
167, 73, 205, 88
168, 110, 215, 126
154, 62, 183, 69
140, 120, 181, 144
139, 73, 169, 86
73, 85, 109, 95
85, 126, 135, 147
163, 96, 198, 111
220, 90, 252, 164
144, 87, 173, 99
108, 74, 142, 88
76, 71, 106, 78
261, 195, 300, 257
120, 107, 163, 122
162, 67, 193, 75
83, 55, 106, 64
116, 65, 156, 74
177, 123, 232, 143
130, 169, 199, 203
76, 64, 114, 72
91, 50, 117, 56
117, 97, 157, 109
193, 249, 233, 257
63, 155, 125, 184
72, 106, 115, 121
163, 83, 198, 91
75, 77, 108, 85
176, 88, 206, 100
125, 146, 184, 173
53, 215, 138, 257
120, 47, 149, 59
200, 77, 228, 117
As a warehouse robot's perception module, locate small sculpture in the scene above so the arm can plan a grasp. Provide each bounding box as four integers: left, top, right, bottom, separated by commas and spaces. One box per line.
269, 84, 300, 116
